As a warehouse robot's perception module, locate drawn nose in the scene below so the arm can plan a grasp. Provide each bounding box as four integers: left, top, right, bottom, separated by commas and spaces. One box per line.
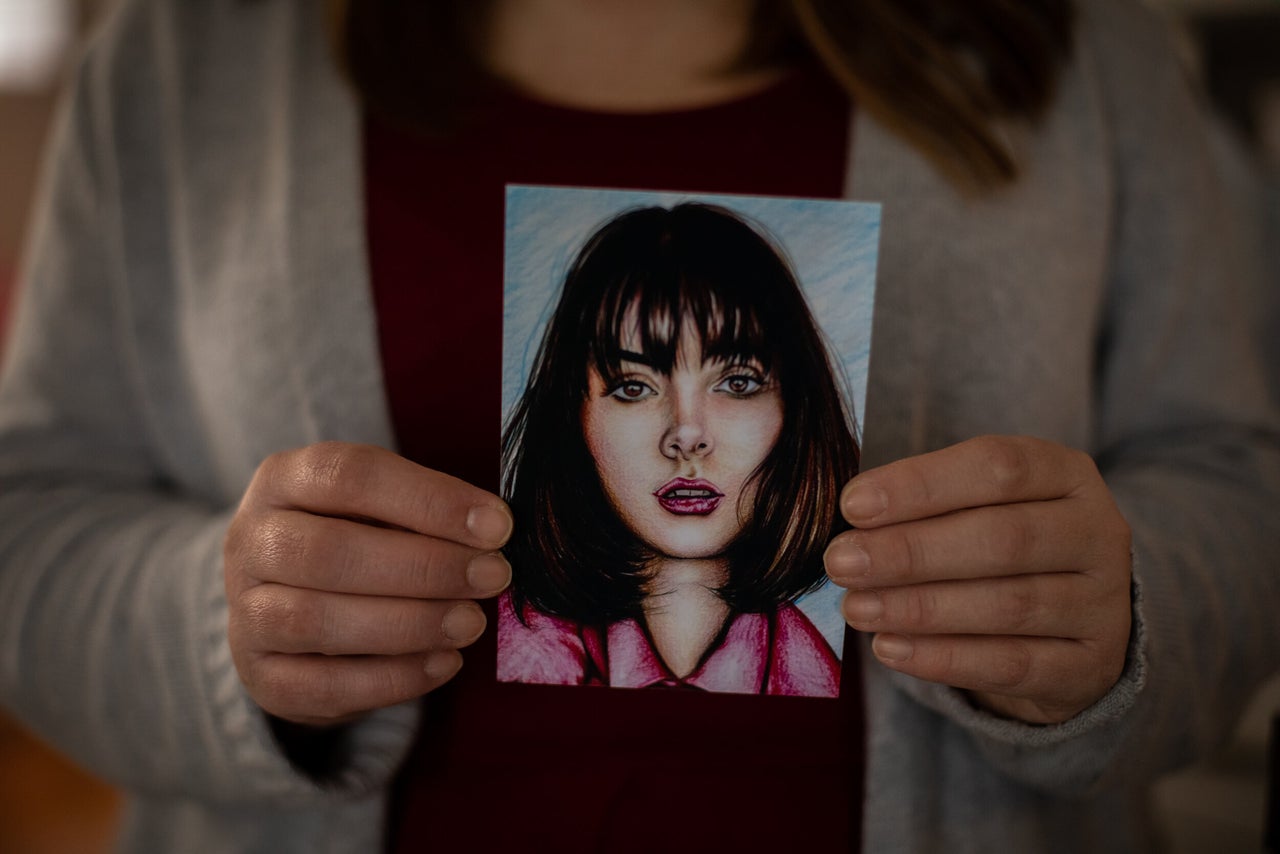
661, 395, 711, 460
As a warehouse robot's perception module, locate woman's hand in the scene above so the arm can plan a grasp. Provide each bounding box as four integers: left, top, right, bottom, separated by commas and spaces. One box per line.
224, 442, 513, 727
824, 435, 1132, 724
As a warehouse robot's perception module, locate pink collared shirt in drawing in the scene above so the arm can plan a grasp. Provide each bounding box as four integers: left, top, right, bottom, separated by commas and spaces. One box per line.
497, 591, 840, 697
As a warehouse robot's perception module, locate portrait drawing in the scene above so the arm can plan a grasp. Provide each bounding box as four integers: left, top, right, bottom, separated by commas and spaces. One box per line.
498, 186, 879, 699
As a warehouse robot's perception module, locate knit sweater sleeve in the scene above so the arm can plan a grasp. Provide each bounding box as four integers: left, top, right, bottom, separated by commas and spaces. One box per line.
0, 0, 418, 807
884, 0, 1280, 793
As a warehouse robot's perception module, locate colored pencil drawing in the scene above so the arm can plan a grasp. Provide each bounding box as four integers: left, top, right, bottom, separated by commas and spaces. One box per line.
498, 186, 879, 698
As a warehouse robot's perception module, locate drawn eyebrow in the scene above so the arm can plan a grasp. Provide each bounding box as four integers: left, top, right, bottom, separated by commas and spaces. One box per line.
614, 349, 767, 372
616, 349, 659, 368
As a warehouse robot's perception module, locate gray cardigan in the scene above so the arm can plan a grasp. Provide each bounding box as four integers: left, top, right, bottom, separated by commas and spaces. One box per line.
1, 0, 1277, 851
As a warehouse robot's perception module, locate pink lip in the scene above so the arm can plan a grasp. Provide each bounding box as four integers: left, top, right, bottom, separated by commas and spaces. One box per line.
654, 477, 724, 516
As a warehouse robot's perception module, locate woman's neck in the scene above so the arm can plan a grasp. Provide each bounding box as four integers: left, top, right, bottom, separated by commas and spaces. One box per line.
480, 0, 787, 112
642, 559, 732, 679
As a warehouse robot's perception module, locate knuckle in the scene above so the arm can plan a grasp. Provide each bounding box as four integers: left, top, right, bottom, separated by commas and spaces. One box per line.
259, 447, 295, 476
224, 509, 249, 551
983, 640, 1033, 691
233, 511, 365, 593
975, 435, 1032, 495
299, 442, 376, 503
247, 451, 284, 496
244, 657, 366, 724
302, 517, 364, 591
869, 460, 928, 520
252, 513, 310, 582
405, 544, 447, 593
1003, 585, 1042, 635
309, 668, 358, 719
259, 666, 350, 722
860, 527, 921, 586
929, 641, 956, 679
235, 587, 276, 643
1064, 447, 1103, 498
1069, 447, 1098, 478
226, 509, 298, 580
270, 660, 352, 721
900, 463, 937, 514
249, 658, 329, 720
373, 660, 428, 706
328, 532, 369, 593
259, 666, 305, 714
250, 448, 307, 503
887, 528, 924, 584
243, 586, 325, 652
222, 514, 255, 583
899, 586, 933, 629
403, 479, 454, 537
382, 604, 429, 653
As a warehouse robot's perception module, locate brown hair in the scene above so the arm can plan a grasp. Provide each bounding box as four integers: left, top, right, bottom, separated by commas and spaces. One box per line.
330, 0, 1074, 188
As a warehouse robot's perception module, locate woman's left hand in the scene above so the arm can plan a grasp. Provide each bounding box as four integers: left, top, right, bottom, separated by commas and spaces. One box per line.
824, 435, 1132, 724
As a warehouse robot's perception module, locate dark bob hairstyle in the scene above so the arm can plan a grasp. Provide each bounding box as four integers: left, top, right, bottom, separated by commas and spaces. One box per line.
502, 203, 860, 624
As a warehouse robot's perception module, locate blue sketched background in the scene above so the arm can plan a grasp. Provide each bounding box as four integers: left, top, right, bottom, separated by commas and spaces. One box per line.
503, 185, 881, 659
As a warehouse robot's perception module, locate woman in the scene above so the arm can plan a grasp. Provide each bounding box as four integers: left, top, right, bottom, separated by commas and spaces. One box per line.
0, 0, 1275, 851
499, 203, 859, 697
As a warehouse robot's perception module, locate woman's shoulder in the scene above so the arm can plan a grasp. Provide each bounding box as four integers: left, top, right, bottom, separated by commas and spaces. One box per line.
78, 0, 330, 125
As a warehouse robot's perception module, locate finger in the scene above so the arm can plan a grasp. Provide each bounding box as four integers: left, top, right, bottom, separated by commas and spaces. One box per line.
246, 650, 464, 726
868, 633, 1118, 724
255, 443, 512, 549
240, 509, 512, 598
841, 573, 1105, 639
825, 498, 1124, 587
236, 584, 488, 656
839, 435, 1098, 527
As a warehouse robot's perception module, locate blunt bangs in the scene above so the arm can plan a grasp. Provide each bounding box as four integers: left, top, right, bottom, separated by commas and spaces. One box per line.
580, 204, 795, 386
589, 272, 776, 384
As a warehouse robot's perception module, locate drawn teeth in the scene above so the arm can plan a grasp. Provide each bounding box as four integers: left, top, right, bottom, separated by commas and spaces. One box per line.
669, 489, 712, 498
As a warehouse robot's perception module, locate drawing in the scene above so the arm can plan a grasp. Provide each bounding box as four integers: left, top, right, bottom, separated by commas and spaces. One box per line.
498, 186, 879, 698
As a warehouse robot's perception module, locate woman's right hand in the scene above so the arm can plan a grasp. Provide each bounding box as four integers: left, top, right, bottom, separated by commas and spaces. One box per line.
224, 442, 513, 727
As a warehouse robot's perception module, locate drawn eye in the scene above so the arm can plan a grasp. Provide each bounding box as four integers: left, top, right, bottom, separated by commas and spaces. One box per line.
608, 380, 656, 401
713, 373, 764, 397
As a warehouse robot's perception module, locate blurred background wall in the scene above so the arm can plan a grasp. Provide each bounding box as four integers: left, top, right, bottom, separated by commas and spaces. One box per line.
0, 1, 1276, 852
0, 0, 114, 349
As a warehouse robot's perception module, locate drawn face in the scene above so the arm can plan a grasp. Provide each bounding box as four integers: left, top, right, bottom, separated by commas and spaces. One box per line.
582, 321, 783, 560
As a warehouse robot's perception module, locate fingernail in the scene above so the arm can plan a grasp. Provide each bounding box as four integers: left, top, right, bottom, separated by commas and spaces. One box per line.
442, 603, 486, 643
467, 505, 513, 547
873, 633, 914, 662
843, 590, 883, 624
825, 540, 871, 582
842, 483, 887, 522
424, 649, 463, 679
466, 552, 512, 594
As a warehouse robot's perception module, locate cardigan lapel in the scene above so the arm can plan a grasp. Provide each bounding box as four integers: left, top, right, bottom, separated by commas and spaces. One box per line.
278, 6, 396, 450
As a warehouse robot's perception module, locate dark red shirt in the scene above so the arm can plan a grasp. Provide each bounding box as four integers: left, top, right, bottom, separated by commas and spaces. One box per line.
363, 68, 863, 852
